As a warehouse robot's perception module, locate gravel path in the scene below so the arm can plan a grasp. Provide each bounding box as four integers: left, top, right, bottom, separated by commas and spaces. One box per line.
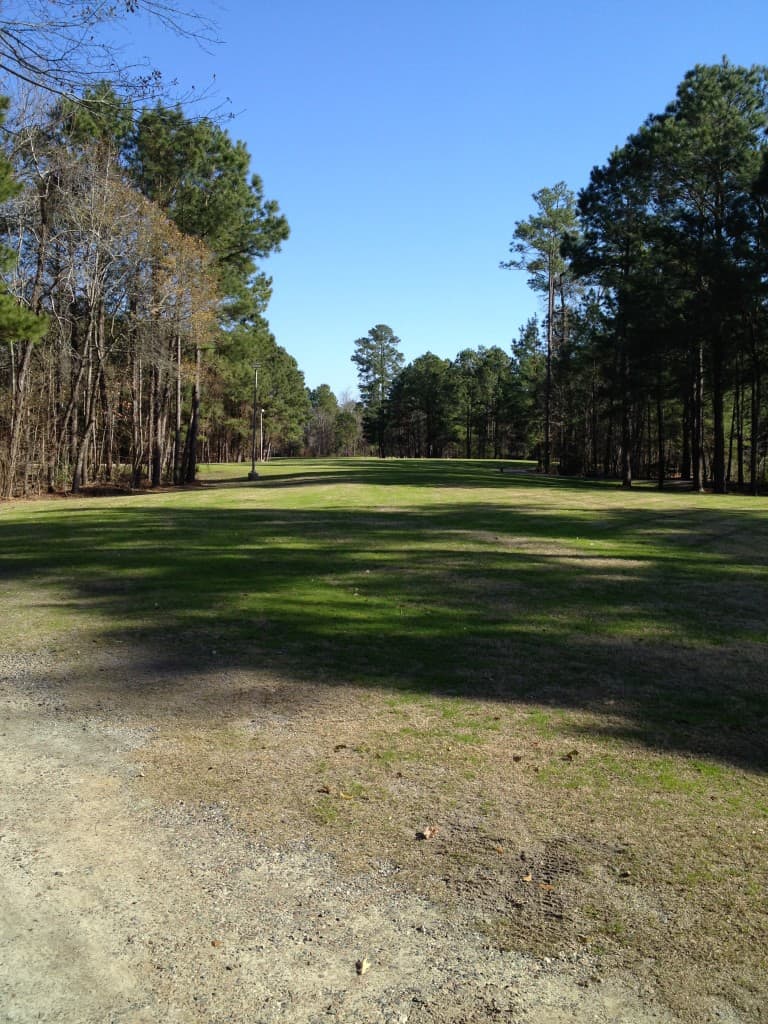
1, 652, 686, 1024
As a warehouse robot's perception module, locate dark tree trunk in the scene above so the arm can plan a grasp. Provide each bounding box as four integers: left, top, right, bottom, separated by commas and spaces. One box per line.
543, 275, 554, 473
681, 391, 691, 481
727, 391, 736, 486
750, 368, 761, 496
736, 379, 745, 489
183, 345, 202, 483
656, 383, 665, 490
174, 333, 183, 484
711, 340, 726, 493
692, 344, 705, 492
620, 349, 632, 488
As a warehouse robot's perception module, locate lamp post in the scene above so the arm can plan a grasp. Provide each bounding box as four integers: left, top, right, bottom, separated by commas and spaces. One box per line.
259, 405, 264, 464
248, 363, 260, 480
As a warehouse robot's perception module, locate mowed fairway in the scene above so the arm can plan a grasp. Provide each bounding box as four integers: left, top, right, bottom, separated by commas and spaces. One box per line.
2, 458, 767, 1022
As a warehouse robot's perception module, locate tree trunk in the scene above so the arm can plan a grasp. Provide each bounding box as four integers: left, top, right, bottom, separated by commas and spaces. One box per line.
711, 339, 726, 493
750, 357, 761, 496
681, 392, 691, 481
543, 274, 554, 472
183, 345, 202, 483
727, 391, 736, 486
692, 343, 705, 492
99, 363, 114, 481
5, 180, 52, 497
174, 332, 183, 484
620, 348, 632, 489
656, 383, 665, 490
71, 322, 96, 494
132, 356, 144, 488
603, 410, 614, 479
3, 340, 36, 498
736, 379, 745, 490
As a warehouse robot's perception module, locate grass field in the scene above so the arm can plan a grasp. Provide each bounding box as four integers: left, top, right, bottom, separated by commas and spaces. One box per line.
2, 457, 767, 1020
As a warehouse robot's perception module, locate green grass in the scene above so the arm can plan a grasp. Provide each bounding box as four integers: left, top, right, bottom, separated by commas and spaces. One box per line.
2, 457, 767, 769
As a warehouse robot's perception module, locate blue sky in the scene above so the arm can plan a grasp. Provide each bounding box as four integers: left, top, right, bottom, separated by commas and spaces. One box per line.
118, 0, 768, 397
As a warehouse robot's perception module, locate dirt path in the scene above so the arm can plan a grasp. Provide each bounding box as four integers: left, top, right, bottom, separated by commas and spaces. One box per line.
0, 647, 694, 1024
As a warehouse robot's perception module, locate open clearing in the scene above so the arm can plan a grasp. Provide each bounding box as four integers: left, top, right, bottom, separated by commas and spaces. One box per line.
1, 459, 766, 1023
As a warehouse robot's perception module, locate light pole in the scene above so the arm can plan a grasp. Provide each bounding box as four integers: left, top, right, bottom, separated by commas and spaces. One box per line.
248, 363, 260, 480
259, 405, 264, 464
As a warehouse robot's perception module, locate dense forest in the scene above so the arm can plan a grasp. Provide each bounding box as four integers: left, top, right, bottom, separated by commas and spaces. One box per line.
352, 61, 768, 494
0, 1, 314, 497
0, 18, 766, 495
0, 80, 316, 497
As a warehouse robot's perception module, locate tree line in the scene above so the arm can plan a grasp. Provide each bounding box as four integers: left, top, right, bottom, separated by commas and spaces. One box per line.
2, 42, 767, 495
0, 81, 316, 496
0, 1, 319, 497
351, 60, 768, 493
349, 322, 540, 461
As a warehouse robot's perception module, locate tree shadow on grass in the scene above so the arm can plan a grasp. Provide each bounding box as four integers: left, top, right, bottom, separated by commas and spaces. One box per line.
199, 458, 602, 492
2, 467, 767, 771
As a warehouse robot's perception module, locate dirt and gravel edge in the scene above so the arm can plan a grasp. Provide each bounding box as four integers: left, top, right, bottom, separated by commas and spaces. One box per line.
0, 648, 695, 1024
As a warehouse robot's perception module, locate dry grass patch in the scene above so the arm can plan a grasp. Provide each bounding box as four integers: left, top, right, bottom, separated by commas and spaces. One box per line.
136, 668, 768, 1024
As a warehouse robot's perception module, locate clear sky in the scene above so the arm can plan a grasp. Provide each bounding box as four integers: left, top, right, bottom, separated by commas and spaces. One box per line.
116, 0, 768, 397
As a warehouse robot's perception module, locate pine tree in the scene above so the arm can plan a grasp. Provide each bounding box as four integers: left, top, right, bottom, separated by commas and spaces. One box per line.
351, 324, 405, 456
502, 183, 579, 471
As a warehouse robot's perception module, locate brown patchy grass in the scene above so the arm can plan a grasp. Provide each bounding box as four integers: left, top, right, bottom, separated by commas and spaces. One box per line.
136, 656, 768, 1023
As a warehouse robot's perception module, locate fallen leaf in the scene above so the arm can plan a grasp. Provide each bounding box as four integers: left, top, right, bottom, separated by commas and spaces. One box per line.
418, 825, 439, 840
211, 940, 222, 948
562, 749, 579, 762
513, 754, 522, 763
339, 791, 354, 800
334, 743, 347, 752
317, 784, 332, 794
522, 872, 533, 882
356, 957, 371, 975
494, 845, 504, 854
539, 882, 554, 891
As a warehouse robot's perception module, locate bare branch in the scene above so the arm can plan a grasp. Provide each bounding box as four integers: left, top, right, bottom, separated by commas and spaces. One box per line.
0, 1, 219, 100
